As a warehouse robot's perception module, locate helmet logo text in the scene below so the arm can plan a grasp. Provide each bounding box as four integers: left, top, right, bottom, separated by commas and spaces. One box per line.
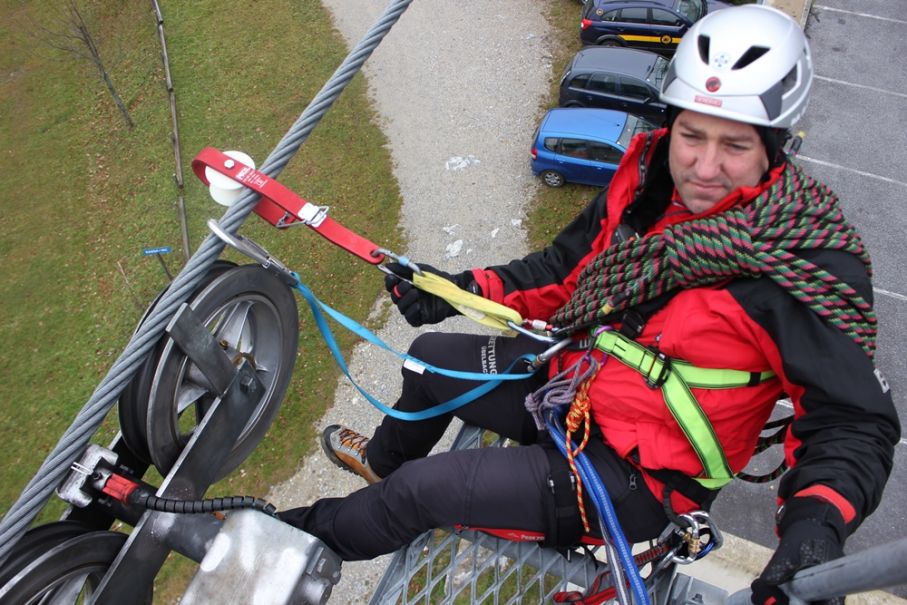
694, 95, 722, 107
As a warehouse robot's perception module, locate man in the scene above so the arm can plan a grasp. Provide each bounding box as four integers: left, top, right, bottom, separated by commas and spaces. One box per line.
280, 6, 899, 603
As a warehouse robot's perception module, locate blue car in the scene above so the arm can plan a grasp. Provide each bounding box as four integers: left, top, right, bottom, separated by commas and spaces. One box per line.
530, 107, 656, 188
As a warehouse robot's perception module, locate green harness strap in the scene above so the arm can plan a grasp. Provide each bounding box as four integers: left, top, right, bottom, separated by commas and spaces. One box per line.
594, 330, 775, 489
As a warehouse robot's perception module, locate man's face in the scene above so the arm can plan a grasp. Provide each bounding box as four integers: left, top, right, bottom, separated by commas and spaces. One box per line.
668, 110, 769, 214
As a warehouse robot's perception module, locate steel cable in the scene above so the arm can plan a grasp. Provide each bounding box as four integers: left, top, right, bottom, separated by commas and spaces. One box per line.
0, 0, 414, 564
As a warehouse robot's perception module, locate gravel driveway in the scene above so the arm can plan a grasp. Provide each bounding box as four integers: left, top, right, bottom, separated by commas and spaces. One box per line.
267, 2, 554, 603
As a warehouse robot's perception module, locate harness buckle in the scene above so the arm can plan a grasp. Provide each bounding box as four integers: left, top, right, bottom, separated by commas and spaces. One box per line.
644, 350, 671, 388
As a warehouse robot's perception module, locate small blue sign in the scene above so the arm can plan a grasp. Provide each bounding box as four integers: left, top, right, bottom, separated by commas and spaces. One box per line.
143, 246, 173, 256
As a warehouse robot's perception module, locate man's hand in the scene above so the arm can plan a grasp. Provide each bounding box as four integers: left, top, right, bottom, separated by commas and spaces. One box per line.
383, 262, 477, 327
751, 497, 846, 605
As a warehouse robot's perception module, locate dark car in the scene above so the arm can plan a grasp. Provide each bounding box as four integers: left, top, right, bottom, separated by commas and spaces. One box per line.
580, 0, 707, 54
559, 47, 669, 125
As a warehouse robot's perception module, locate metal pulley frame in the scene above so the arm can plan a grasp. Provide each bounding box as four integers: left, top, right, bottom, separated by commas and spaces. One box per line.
1, 283, 338, 604
116, 263, 298, 480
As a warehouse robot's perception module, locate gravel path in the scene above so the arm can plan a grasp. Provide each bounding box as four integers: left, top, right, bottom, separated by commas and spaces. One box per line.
266, 2, 554, 603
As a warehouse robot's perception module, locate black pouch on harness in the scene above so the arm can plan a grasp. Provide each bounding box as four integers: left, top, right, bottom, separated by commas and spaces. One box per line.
539, 438, 586, 549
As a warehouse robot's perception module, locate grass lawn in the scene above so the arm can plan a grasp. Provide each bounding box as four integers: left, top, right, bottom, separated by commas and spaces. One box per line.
0, 0, 401, 598
0, 0, 597, 600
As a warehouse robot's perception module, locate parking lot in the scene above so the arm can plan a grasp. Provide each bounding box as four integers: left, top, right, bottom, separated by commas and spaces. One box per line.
712, 1, 907, 597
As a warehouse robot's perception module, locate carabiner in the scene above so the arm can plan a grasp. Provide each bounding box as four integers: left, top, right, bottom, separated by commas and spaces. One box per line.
373, 248, 424, 283
207, 219, 296, 284
670, 513, 702, 565
528, 336, 574, 368
688, 510, 723, 555
506, 320, 560, 345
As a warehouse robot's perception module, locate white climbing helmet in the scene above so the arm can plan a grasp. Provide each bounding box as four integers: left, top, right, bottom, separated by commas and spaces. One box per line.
659, 4, 813, 128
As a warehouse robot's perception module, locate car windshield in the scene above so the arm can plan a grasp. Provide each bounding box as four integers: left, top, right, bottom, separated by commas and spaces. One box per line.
675, 0, 704, 22
617, 114, 658, 148
644, 55, 670, 88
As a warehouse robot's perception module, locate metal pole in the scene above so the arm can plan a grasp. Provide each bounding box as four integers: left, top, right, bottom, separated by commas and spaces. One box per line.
786, 536, 907, 600
727, 536, 907, 604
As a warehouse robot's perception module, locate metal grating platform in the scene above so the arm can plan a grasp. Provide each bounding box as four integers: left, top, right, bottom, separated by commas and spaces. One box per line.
367, 424, 681, 605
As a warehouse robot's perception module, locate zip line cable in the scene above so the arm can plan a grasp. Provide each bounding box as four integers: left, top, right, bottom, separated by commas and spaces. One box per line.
0, 0, 414, 564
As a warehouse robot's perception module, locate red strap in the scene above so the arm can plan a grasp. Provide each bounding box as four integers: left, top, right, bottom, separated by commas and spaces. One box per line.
454, 525, 605, 546
191, 147, 384, 264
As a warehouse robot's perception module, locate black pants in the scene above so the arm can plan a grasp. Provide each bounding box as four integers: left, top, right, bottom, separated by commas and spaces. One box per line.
281, 332, 667, 561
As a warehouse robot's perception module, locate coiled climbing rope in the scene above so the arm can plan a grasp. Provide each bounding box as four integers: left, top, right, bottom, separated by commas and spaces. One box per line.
0, 0, 414, 565
550, 162, 877, 358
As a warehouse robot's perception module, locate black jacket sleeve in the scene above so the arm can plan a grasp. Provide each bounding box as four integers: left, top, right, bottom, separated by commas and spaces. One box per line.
728, 248, 900, 532
477, 187, 611, 317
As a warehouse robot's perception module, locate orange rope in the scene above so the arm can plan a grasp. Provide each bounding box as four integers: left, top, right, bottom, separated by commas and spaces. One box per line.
564, 365, 600, 533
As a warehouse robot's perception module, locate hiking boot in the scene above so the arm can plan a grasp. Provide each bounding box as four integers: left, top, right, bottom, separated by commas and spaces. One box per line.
320, 424, 382, 484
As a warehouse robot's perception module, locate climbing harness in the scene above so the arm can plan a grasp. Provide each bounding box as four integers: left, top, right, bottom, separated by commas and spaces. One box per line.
524, 315, 777, 605
593, 329, 776, 489
550, 162, 877, 358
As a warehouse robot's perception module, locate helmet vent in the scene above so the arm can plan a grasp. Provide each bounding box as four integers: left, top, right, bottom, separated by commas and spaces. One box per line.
781, 66, 798, 94
697, 35, 710, 64
732, 46, 769, 69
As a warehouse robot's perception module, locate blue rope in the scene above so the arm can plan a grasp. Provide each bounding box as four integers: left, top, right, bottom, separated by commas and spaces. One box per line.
546, 414, 651, 605
292, 277, 538, 421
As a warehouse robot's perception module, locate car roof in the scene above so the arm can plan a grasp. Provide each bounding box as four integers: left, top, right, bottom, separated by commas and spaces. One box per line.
569, 47, 661, 77
540, 108, 628, 141
588, 0, 676, 9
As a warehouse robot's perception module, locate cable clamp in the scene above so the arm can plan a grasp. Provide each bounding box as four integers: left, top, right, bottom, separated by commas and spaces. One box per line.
57, 444, 118, 508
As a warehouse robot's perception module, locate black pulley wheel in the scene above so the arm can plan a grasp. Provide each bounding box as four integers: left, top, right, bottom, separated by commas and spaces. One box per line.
117, 260, 237, 463
146, 264, 299, 480
0, 530, 152, 604
0, 521, 92, 590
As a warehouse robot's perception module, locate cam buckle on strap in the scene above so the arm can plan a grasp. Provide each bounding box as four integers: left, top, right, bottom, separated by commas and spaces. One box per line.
192, 147, 384, 265
593, 330, 776, 489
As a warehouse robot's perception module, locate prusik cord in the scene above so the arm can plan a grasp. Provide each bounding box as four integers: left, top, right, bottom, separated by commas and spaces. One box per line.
564, 363, 601, 534
550, 163, 877, 358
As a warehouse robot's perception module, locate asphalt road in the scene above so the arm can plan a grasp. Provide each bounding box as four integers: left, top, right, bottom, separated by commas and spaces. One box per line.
711, 1, 907, 597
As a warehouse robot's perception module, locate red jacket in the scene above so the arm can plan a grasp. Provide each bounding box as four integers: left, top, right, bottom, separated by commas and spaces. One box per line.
471, 130, 898, 530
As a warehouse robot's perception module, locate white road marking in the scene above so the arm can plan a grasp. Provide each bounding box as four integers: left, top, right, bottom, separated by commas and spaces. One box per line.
814, 74, 907, 100
796, 155, 907, 189
875, 288, 907, 303
813, 4, 907, 25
